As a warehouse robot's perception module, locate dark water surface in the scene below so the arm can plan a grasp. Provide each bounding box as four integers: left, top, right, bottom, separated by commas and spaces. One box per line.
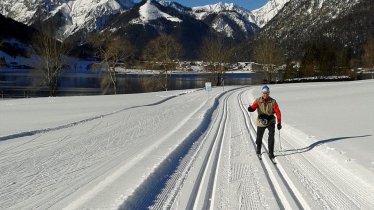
0, 69, 265, 98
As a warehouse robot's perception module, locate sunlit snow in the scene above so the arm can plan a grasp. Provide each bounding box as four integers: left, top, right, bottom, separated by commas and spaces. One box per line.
1, 80, 373, 209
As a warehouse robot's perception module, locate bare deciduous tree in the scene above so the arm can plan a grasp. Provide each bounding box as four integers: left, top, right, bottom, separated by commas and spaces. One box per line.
253, 37, 284, 82
143, 33, 182, 91
201, 36, 230, 86
88, 31, 133, 94
32, 25, 70, 96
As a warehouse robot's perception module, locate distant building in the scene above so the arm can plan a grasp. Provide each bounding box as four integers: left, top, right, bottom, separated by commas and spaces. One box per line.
233, 62, 265, 72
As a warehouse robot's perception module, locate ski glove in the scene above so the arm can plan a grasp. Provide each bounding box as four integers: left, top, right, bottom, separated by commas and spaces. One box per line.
277, 124, 282, 130
248, 106, 255, 112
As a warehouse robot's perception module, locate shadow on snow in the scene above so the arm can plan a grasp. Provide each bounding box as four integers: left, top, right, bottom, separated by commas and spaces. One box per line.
277, 135, 372, 157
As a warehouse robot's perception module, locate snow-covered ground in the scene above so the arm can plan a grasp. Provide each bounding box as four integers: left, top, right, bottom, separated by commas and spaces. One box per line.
0, 80, 373, 209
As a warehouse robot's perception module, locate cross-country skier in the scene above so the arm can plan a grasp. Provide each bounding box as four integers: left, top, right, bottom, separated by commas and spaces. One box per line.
248, 85, 282, 160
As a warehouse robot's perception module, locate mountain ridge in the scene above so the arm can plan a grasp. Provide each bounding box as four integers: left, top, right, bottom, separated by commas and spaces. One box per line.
1, 0, 372, 61
0, 0, 267, 40
258, 0, 372, 58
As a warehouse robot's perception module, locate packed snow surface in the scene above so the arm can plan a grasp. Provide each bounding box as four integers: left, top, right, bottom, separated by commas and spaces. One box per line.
0, 80, 373, 209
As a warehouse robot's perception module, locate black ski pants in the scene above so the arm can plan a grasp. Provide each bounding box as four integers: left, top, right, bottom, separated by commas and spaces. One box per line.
256, 123, 275, 157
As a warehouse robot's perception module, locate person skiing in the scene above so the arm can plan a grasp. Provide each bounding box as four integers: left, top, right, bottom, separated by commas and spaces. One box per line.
248, 85, 282, 160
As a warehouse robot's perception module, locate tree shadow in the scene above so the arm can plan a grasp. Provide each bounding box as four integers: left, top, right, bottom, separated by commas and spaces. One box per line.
277, 135, 372, 157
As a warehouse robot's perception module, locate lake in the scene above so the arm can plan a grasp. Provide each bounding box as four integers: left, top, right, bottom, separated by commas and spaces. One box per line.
0, 69, 266, 98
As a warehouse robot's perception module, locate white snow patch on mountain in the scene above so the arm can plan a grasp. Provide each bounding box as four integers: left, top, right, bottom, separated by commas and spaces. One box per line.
252, 0, 290, 27
191, 2, 257, 37
192, 2, 235, 20
2, 1, 36, 24
51, 0, 129, 38
192, 2, 255, 23
212, 18, 234, 37
138, 0, 181, 23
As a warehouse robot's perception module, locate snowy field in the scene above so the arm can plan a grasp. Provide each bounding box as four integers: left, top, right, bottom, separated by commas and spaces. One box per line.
0, 80, 373, 209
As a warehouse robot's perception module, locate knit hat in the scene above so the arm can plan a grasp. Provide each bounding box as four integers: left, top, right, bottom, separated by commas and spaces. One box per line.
261, 85, 270, 93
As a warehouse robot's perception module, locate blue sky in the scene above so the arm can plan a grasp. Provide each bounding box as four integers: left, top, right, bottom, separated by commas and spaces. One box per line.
134, 0, 268, 10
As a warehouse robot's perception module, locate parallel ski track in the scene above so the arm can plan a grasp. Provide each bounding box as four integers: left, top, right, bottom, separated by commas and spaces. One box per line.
189, 90, 233, 210
147, 88, 242, 210
227, 89, 271, 210
150, 92, 228, 209
238, 89, 311, 210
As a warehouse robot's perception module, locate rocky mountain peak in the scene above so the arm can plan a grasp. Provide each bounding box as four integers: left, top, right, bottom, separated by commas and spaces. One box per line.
0, 0, 134, 39
252, 0, 290, 27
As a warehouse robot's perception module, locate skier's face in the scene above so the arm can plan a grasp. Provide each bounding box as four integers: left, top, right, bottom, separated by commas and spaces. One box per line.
262, 92, 269, 99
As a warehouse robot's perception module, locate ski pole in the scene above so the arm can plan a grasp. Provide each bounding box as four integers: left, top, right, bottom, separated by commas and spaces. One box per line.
278, 130, 282, 151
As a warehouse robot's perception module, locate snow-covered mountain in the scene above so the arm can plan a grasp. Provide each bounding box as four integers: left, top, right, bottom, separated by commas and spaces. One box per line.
156, 0, 288, 31
0, 0, 261, 40
2, 0, 370, 61
252, 0, 290, 27
99, 0, 258, 57
258, 0, 372, 57
155, 1, 259, 39
101, 0, 211, 59
0, 0, 134, 39
129, 0, 183, 24
191, 2, 258, 39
